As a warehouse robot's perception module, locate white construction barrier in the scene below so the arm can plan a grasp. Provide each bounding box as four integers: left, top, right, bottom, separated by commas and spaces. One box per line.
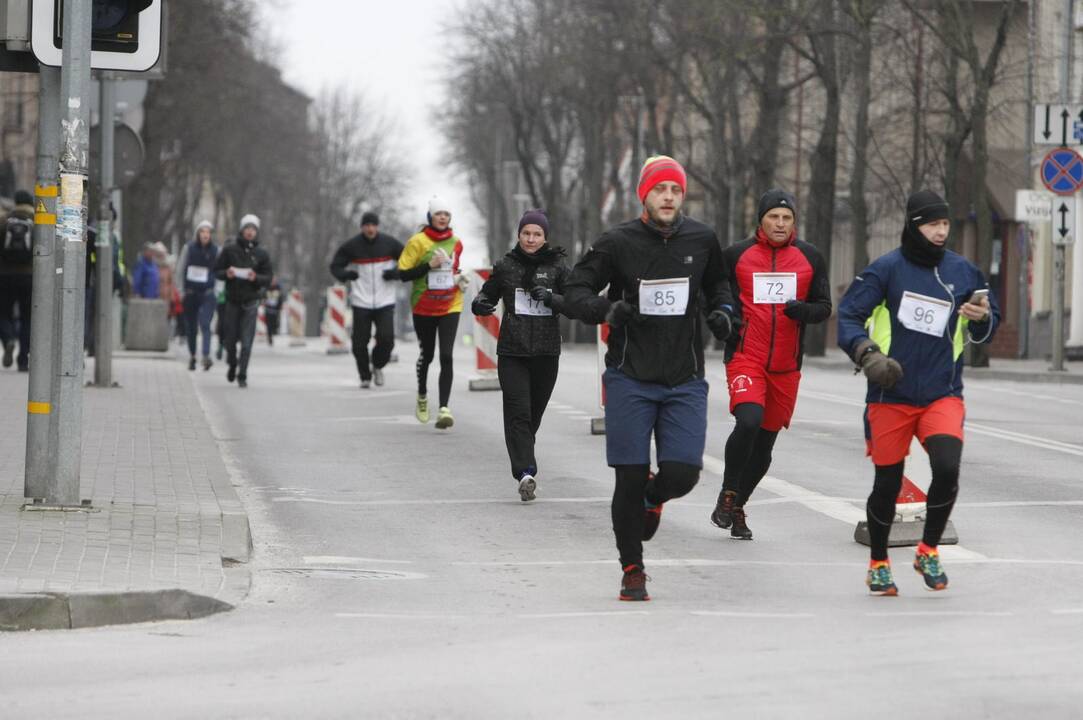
468, 268, 502, 391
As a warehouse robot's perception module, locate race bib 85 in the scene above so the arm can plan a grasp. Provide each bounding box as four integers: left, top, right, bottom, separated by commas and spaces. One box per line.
639, 277, 690, 316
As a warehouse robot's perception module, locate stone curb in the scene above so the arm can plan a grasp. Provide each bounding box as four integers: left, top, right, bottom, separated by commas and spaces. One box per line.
0, 590, 233, 631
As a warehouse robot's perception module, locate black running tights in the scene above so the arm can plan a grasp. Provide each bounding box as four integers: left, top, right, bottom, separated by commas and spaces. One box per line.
413, 312, 459, 407
865, 435, 962, 561
612, 462, 700, 569
720, 403, 779, 506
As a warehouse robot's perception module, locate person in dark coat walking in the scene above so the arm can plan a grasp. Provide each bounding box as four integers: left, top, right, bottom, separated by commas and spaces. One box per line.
472, 209, 569, 501
0, 190, 35, 371
177, 220, 219, 370
213, 214, 273, 388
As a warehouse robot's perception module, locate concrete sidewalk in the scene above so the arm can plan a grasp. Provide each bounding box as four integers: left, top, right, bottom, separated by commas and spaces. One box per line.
0, 355, 250, 623
799, 347, 1083, 384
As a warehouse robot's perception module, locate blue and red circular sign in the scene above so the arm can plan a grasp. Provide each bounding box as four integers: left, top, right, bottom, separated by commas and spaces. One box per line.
1041, 148, 1083, 196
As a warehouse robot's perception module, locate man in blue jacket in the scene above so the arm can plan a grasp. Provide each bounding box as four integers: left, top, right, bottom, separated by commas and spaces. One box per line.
837, 190, 998, 596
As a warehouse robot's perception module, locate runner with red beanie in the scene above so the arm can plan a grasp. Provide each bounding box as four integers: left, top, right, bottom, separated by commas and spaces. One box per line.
710, 189, 832, 540
564, 155, 735, 601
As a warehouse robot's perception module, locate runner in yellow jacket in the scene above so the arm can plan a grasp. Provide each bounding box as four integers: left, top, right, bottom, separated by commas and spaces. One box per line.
398, 196, 468, 428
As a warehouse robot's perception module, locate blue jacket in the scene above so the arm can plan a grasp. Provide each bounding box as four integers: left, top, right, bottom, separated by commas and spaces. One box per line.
837, 248, 999, 407
131, 256, 160, 299
179, 239, 219, 293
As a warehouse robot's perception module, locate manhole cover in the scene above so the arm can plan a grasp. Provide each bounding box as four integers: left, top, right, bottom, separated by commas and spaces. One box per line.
266, 568, 425, 581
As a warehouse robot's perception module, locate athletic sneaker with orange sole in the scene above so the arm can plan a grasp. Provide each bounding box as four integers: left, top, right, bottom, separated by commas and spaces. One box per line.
620, 564, 650, 601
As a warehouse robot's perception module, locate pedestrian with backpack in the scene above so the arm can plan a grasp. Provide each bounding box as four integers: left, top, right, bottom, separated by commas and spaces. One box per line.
0, 190, 36, 371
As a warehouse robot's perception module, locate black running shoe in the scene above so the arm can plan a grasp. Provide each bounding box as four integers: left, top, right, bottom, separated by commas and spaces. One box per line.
711, 490, 738, 529
2, 340, 14, 368
227, 365, 236, 383
188, 357, 197, 371
643, 502, 664, 541
730, 507, 753, 540
619, 564, 650, 601
238, 376, 247, 389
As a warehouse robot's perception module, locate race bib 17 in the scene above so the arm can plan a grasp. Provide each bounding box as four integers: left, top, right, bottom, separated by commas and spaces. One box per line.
514, 288, 552, 317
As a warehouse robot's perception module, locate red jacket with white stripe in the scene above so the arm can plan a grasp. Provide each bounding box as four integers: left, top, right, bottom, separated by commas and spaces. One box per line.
722, 229, 832, 372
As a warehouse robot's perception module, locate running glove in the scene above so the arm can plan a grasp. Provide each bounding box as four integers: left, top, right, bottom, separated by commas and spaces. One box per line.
605, 300, 636, 328
382, 268, 399, 280
471, 295, 496, 316
706, 309, 733, 341
342, 270, 360, 281
783, 299, 809, 321
530, 286, 564, 311
854, 339, 903, 388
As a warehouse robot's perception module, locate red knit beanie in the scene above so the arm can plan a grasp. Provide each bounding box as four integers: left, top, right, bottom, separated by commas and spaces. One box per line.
637, 155, 687, 203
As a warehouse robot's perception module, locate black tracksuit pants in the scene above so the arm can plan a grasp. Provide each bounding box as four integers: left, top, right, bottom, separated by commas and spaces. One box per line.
222, 300, 259, 379
352, 305, 395, 381
497, 354, 559, 480
413, 312, 459, 407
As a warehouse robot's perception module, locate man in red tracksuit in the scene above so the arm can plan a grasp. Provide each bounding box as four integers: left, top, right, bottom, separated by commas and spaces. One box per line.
710, 189, 832, 539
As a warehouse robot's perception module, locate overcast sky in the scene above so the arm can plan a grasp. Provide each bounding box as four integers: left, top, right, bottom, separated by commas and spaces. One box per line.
266, 0, 487, 263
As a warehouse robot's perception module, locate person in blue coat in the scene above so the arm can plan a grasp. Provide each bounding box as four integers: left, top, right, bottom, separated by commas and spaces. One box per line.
177, 220, 220, 371
837, 190, 999, 596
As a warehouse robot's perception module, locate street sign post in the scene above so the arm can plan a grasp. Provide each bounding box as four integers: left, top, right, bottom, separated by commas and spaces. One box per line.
1041, 148, 1083, 195
1034, 104, 1083, 146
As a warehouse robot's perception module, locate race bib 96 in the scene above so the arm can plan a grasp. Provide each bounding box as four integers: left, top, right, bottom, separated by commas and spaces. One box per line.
897, 290, 951, 337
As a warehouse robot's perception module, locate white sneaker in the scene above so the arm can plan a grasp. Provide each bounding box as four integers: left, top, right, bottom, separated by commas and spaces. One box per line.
435, 406, 454, 429
360, 379, 371, 389
518, 474, 537, 502
373, 368, 384, 386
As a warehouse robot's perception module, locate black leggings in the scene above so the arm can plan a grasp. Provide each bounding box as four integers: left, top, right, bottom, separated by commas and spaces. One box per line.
720, 403, 779, 506
866, 435, 962, 561
612, 462, 700, 569
498, 354, 560, 480
413, 312, 459, 407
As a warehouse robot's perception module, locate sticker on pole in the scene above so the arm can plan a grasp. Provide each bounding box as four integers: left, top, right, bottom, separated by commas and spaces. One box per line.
1041, 148, 1083, 196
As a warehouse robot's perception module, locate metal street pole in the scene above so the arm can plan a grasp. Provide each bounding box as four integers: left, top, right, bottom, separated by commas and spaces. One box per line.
1019, 0, 1037, 359
94, 75, 115, 387
47, 0, 93, 505
23, 66, 61, 501
1051, 0, 1073, 372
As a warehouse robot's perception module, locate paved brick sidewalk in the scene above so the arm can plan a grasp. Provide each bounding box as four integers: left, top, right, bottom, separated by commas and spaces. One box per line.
0, 357, 249, 603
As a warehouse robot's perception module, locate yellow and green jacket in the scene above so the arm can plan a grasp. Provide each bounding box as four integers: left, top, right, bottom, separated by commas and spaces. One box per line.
398, 227, 464, 316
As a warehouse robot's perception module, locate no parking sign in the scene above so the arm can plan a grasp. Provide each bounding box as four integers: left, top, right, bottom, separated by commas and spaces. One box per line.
1041, 148, 1083, 196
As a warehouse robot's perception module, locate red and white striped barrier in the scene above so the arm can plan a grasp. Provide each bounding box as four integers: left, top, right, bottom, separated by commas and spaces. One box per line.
468, 268, 502, 391
590, 322, 609, 435
256, 303, 268, 339
325, 285, 350, 355
286, 288, 306, 347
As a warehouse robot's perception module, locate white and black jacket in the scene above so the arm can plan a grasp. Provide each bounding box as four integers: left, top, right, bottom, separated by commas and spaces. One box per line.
329, 232, 404, 310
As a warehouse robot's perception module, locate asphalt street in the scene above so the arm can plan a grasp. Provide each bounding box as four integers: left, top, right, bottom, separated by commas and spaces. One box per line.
2, 336, 1082, 719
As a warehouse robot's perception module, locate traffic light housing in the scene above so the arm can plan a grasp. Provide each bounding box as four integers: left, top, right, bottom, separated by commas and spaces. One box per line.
55, 0, 153, 53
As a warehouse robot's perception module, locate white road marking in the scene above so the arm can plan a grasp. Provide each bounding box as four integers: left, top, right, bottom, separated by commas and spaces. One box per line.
452, 559, 853, 568
272, 496, 611, 506
517, 611, 650, 619
303, 556, 413, 565
690, 611, 816, 619
1051, 608, 1083, 615
955, 500, 1083, 508
323, 415, 420, 424
335, 613, 467, 620
864, 611, 1013, 618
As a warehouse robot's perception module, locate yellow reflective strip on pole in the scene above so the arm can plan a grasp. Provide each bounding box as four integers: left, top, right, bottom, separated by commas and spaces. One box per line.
34, 212, 57, 225
27, 402, 51, 415
34, 184, 58, 197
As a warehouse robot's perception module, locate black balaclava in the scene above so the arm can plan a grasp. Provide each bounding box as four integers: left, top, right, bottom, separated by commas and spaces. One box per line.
901, 189, 950, 268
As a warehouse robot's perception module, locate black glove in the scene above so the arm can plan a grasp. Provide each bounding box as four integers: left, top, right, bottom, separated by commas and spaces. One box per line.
471, 296, 496, 316
705, 309, 733, 341
530, 286, 551, 304
853, 338, 903, 389
783, 299, 807, 321
382, 268, 399, 280
342, 270, 360, 281
605, 300, 636, 328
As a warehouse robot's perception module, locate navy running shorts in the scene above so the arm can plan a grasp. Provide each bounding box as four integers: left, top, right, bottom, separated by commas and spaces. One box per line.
603, 367, 708, 467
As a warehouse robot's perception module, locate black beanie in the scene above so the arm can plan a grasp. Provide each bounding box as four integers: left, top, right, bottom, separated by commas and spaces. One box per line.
906, 190, 949, 227
757, 188, 797, 222
13, 190, 32, 206
900, 190, 950, 268
361, 211, 379, 226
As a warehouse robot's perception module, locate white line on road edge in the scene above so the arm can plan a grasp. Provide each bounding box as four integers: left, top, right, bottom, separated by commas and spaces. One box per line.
271, 496, 612, 507
453, 559, 854, 567
517, 611, 650, 619
690, 611, 816, 619
303, 556, 413, 565
1051, 608, 1083, 615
